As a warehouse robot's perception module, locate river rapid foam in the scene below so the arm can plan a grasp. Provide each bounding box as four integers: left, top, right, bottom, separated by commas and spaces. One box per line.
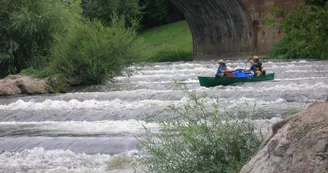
0, 60, 327, 172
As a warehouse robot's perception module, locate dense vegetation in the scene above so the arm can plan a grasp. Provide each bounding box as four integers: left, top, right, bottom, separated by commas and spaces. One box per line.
0, 0, 81, 77
0, 0, 187, 82
140, 89, 262, 173
50, 16, 142, 84
82, 0, 183, 28
268, 1, 328, 59
82, 0, 142, 26
139, 0, 184, 28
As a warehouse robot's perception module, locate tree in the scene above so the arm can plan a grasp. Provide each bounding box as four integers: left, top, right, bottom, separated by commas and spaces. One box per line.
306, 0, 328, 6
82, 0, 141, 26
0, 0, 81, 77
81, 0, 184, 29
49, 15, 142, 84
268, 2, 328, 59
139, 0, 184, 28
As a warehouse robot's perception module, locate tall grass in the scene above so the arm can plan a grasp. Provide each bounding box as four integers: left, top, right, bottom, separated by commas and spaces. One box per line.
139, 86, 262, 173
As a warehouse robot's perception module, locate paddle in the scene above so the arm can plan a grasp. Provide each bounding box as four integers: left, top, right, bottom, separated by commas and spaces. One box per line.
244, 59, 248, 70
244, 53, 251, 70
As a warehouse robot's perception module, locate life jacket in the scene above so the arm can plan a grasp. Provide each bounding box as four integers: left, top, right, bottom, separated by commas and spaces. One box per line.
251, 61, 262, 73
217, 65, 226, 75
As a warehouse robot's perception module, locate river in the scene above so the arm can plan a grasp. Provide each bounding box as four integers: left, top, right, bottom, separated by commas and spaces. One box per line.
0, 60, 327, 172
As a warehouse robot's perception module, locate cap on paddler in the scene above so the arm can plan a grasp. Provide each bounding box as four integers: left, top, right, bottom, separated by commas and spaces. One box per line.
218, 59, 225, 64
253, 56, 259, 60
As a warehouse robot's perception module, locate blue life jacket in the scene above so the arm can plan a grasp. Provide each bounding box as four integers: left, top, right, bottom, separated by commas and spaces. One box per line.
251, 61, 262, 73
217, 65, 226, 75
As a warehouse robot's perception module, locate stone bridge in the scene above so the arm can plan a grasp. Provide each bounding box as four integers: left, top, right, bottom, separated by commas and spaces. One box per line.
170, 0, 304, 59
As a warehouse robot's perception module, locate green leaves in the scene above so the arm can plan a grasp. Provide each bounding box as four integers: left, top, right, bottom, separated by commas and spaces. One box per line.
82, 0, 141, 26
0, 0, 82, 77
139, 90, 261, 173
49, 15, 142, 84
268, 2, 328, 59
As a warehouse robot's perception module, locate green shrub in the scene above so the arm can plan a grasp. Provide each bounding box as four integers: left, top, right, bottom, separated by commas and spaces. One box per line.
49, 15, 142, 84
0, 0, 81, 77
267, 2, 328, 59
20, 67, 54, 79
139, 89, 262, 173
140, 0, 184, 28
82, 0, 141, 26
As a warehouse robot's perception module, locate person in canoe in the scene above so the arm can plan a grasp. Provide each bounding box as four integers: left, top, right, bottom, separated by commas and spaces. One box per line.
216, 59, 234, 77
247, 56, 265, 76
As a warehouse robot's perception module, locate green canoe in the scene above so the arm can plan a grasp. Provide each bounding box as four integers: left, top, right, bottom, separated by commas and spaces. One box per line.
198, 73, 275, 87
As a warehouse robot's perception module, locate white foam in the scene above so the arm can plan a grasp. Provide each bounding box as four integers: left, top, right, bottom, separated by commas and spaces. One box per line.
0, 117, 282, 138
285, 70, 328, 73
133, 68, 214, 75
0, 96, 292, 111
70, 89, 174, 95
253, 117, 283, 135
0, 147, 139, 173
226, 97, 286, 107
116, 79, 199, 85
220, 82, 328, 92
276, 77, 328, 81
294, 60, 307, 63
0, 99, 178, 111
265, 60, 308, 64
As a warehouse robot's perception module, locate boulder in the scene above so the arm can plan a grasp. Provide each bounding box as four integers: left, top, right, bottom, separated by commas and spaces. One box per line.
0, 75, 52, 96
240, 102, 328, 173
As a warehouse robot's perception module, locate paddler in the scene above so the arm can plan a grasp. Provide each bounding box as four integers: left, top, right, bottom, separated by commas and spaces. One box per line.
216, 59, 229, 77
247, 56, 265, 76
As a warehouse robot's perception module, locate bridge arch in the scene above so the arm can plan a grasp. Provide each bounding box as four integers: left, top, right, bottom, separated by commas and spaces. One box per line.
170, 0, 304, 59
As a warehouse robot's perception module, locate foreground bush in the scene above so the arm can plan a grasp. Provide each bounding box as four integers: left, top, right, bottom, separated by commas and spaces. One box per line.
139, 89, 262, 173
50, 15, 142, 84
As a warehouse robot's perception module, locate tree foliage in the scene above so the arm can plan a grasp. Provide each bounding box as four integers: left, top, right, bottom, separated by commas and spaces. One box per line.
0, 0, 81, 77
0, 0, 185, 80
82, 0, 142, 26
306, 0, 328, 6
81, 0, 184, 29
140, 0, 184, 28
268, 2, 328, 59
49, 15, 142, 84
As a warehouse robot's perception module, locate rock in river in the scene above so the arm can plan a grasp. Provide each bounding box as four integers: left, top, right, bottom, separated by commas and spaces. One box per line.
0, 75, 52, 96
240, 101, 328, 173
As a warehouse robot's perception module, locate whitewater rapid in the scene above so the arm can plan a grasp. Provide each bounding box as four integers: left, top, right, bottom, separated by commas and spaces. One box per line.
0, 59, 327, 172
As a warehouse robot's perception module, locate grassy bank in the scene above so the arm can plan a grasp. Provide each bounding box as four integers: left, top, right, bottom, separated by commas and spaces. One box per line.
138, 20, 193, 62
